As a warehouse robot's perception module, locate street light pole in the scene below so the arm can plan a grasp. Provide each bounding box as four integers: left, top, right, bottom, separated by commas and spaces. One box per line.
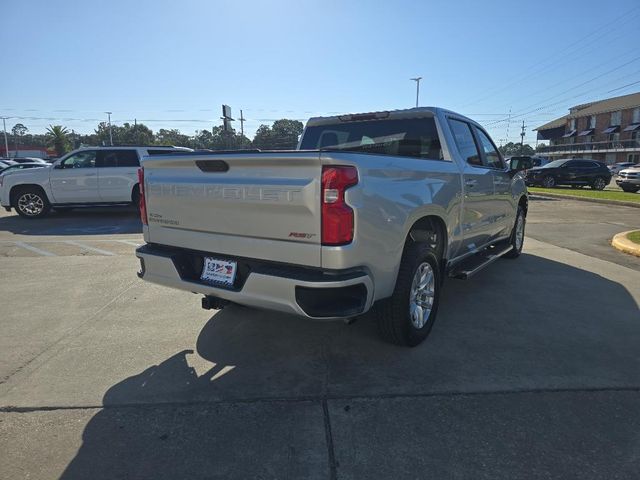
105, 111, 113, 145
410, 77, 422, 108
1, 117, 8, 157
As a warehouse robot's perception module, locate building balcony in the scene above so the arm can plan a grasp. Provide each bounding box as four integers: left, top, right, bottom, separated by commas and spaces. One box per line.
538, 139, 640, 155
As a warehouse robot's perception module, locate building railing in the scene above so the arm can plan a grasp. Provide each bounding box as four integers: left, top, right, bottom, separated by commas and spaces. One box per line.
538, 139, 640, 154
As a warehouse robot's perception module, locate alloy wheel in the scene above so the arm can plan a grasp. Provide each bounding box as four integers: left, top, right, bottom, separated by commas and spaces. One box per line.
409, 262, 435, 329
17, 193, 44, 216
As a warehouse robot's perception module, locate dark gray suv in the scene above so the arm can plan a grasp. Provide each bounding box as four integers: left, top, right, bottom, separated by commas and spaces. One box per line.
525, 158, 612, 190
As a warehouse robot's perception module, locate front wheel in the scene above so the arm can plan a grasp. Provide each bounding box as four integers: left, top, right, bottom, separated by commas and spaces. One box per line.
375, 242, 440, 347
591, 177, 607, 190
14, 188, 51, 219
504, 205, 526, 259
542, 176, 555, 188
620, 185, 639, 193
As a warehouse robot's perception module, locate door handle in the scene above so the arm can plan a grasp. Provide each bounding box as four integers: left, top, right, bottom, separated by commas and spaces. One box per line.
465, 179, 477, 187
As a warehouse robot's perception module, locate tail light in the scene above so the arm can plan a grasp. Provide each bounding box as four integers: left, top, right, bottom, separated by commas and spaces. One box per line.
137, 167, 148, 225
321, 165, 358, 245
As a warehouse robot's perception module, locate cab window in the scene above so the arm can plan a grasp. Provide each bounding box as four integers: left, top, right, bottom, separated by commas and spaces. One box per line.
61, 151, 97, 169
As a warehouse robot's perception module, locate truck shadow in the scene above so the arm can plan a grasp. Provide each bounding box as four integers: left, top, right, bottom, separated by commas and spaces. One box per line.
59, 253, 640, 479
0, 207, 142, 236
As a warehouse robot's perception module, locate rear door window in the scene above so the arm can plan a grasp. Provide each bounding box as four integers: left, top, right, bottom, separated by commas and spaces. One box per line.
98, 150, 139, 168
447, 119, 482, 166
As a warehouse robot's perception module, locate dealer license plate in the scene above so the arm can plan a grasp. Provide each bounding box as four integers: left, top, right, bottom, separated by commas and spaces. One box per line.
200, 257, 237, 286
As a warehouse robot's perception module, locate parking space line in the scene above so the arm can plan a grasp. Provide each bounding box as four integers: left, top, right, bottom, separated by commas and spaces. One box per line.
14, 242, 57, 257
117, 240, 142, 247
64, 240, 116, 256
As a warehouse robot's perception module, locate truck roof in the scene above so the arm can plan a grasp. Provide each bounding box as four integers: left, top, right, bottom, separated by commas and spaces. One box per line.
306, 107, 475, 127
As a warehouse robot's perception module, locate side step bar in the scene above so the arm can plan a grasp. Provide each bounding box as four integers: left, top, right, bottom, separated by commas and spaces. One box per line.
448, 244, 513, 280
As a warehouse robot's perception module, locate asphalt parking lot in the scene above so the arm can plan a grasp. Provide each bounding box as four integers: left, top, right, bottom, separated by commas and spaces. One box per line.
1, 199, 639, 479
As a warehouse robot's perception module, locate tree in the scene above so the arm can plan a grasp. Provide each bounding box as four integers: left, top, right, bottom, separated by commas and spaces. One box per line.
155, 128, 191, 147
251, 119, 304, 150
94, 122, 154, 146
251, 124, 273, 149
270, 119, 304, 149
11, 123, 28, 153
46, 125, 70, 156
498, 142, 534, 157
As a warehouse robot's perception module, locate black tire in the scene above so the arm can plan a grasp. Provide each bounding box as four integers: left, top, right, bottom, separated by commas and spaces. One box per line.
591, 177, 607, 190
542, 176, 555, 188
620, 185, 639, 193
13, 187, 51, 219
375, 242, 441, 347
503, 205, 526, 259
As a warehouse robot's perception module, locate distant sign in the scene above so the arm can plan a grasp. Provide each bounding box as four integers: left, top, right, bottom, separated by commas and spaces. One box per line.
222, 104, 232, 120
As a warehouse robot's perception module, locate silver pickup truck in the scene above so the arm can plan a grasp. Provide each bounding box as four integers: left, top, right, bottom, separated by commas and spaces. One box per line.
136, 108, 528, 346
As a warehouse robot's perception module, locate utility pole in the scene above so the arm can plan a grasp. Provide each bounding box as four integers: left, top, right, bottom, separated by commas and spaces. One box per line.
105, 111, 113, 145
1, 117, 8, 157
505, 107, 512, 146
410, 77, 422, 108
239, 109, 246, 140
520, 120, 526, 155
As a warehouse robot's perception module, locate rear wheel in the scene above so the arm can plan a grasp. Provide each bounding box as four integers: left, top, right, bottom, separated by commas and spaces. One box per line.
542, 176, 555, 188
375, 242, 440, 347
591, 177, 607, 190
14, 187, 51, 219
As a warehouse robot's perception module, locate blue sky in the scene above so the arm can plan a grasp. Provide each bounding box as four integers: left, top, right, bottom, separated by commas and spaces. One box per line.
1, 0, 639, 145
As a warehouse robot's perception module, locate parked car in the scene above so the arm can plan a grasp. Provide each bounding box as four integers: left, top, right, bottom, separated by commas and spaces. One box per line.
8, 157, 48, 164
608, 162, 637, 175
0, 160, 17, 169
135, 107, 528, 347
616, 165, 640, 193
525, 158, 611, 190
0, 162, 47, 176
0, 146, 192, 218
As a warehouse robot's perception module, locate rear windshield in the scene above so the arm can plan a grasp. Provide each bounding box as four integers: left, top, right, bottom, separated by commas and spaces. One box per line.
300, 118, 443, 160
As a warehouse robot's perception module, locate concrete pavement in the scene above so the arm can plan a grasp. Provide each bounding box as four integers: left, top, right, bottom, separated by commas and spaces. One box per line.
1, 204, 639, 479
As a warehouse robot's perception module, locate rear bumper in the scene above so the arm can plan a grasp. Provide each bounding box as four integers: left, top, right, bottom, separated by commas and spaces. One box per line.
135, 243, 374, 320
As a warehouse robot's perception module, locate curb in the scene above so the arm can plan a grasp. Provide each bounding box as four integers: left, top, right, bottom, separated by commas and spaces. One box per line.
528, 192, 640, 208
611, 231, 640, 257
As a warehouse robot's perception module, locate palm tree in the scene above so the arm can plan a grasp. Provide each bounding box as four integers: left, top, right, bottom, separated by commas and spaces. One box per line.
46, 125, 70, 157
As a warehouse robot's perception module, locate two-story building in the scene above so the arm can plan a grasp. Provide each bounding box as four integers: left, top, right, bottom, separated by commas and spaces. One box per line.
535, 91, 640, 165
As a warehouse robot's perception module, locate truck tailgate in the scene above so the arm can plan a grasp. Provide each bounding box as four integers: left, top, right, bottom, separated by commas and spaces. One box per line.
142, 151, 322, 267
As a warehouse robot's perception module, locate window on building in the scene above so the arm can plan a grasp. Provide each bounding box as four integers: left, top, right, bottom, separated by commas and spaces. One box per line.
609, 132, 621, 146
633, 130, 640, 145
589, 115, 597, 128
569, 118, 576, 130
627, 153, 639, 164
633, 108, 640, 124
611, 111, 622, 126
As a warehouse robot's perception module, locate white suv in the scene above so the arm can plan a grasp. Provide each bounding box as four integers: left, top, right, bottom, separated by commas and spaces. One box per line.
0, 146, 191, 218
